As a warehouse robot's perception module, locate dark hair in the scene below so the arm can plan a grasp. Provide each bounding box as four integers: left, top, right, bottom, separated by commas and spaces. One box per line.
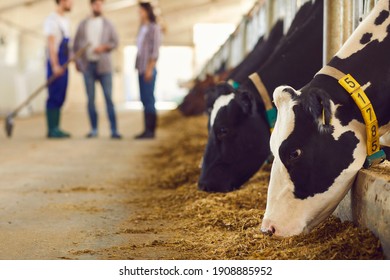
91, 0, 104, 3
139, 2, 157, 23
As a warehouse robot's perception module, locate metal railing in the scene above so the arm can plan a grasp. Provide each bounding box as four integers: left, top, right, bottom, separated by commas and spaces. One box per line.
197, 0, 380, 80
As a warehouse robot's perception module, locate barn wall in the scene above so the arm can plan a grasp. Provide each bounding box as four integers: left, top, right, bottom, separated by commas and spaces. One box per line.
0, 22, 46, 117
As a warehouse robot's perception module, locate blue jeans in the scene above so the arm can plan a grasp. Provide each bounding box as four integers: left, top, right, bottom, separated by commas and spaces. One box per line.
83, 62, 118, 134
139, 69, 157, 114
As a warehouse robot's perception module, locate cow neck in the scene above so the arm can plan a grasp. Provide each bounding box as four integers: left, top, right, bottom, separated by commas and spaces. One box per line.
316, 65, 386, 168
248, 72, 277, 132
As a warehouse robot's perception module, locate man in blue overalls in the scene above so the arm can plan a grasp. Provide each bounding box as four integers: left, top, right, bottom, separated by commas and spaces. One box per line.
43, 0, 73, 138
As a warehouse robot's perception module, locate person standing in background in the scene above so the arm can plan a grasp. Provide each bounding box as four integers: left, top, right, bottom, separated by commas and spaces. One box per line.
135, 1, 162, 140
73, 0, 122, 139
43, 0, 73, 138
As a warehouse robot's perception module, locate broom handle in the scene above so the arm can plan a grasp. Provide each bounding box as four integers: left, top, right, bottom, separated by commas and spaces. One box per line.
10, 44, 90, 118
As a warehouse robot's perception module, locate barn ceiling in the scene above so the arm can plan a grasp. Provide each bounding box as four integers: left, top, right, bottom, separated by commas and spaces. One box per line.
0, 0, 256, 46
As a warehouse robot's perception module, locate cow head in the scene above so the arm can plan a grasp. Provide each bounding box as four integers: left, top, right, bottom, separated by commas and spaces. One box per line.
205, 83, 235, 119
199, 84, 271, 192
179, 75, 217, 116
261, 85, 367, 236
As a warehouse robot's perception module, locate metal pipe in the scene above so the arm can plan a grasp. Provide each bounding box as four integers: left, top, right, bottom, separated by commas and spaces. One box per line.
240, 21, 248, 58
266, 0, 276, 34
323, 0, 343, 65
342, 0, 354, 43
352, 0, 363, 30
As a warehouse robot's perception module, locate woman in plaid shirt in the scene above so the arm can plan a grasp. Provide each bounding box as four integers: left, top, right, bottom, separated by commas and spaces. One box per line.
135, 2, 162, 139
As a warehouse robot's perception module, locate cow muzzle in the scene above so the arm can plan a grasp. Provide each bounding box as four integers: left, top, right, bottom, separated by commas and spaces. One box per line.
260, 219, 276, 236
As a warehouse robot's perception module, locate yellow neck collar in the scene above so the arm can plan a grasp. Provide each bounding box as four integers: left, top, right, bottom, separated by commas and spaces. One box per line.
316, 66, 386, 168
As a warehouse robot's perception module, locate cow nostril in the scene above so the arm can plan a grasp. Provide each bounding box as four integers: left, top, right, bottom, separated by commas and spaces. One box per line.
198, 182, 209, 192
261, 225, 276, 236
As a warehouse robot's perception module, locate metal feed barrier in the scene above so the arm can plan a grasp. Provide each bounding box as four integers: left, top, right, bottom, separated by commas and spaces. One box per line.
198, 0, 380, 80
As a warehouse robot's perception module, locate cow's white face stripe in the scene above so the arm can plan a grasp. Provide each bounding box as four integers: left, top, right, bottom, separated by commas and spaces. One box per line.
270, 86, 298, 156
336, 0, 390, 59
210, 93, 235, 127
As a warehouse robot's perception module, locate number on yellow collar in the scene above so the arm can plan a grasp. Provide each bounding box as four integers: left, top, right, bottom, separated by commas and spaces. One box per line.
338, 74, 381, 156
350, 88, 369, 108
366, 122, 380, 153
339, 74, 361, 93
361, 103, 377, 125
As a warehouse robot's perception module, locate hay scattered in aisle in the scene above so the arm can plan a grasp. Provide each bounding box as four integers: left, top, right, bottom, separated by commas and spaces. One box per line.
116, 111, 384, 260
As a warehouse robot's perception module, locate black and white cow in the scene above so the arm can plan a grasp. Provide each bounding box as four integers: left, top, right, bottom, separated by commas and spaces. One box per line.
199, 0, 323, 193
262, 0, 390, 237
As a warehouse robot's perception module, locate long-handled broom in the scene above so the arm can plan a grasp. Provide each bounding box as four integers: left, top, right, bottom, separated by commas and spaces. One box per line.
4, 44, 89, 138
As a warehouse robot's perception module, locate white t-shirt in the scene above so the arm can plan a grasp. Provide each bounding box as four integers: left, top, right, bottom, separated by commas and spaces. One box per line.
43, 12, 71, 53
86, 16, 104, 61
137, 25, 148, 55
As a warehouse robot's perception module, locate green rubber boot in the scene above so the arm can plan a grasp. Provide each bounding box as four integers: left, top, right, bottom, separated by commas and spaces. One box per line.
54, 109, 71, 138
46, 109, 60, 138
46, 109, 71, 139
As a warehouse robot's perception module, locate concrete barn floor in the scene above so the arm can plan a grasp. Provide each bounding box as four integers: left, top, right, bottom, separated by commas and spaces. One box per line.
0, 107, 175, 260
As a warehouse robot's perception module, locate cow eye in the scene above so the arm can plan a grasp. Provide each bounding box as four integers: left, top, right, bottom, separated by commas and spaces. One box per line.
217, 127, 229, 140
289, 149, 302, 161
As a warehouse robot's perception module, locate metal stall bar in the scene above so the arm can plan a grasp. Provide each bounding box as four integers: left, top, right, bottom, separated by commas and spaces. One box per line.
324, 0, 381, 66
284, 0, 298, 33
197, 0, 266, 77
343, 1, 354, 43
352, 0, 364, 30
266, 0, 276, 33
323, 0, 343, 64
197, 0, 321, 80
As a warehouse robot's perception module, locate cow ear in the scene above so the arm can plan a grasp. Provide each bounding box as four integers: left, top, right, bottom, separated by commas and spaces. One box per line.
214, 82, 235, 95
273, 86, 296, 109
205, 82, 234, 110
205, 86, 219, 107
302, 87, 333, 133
236, 90, 255, 115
